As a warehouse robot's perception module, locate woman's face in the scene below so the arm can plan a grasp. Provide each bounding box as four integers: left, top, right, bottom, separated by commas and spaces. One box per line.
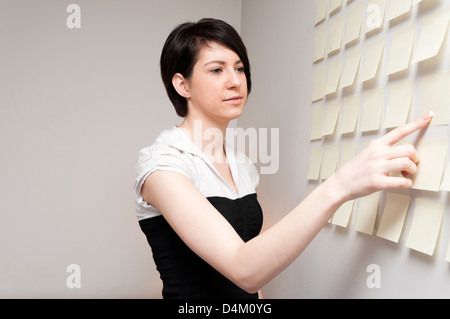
185, 41, 248, 123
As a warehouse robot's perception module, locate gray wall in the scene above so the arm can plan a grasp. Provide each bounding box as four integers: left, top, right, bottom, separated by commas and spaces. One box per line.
0, 0, 242, 298
240, 0, 450, 298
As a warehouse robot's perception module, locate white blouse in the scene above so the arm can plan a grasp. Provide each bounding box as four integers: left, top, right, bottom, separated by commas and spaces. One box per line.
134, 126, 260, 221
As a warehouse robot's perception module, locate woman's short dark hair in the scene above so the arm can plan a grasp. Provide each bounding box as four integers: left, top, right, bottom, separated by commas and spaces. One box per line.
160, 18, 252, 117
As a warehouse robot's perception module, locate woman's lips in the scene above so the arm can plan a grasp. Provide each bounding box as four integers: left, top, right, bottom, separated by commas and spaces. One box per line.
224, 96, 243, 104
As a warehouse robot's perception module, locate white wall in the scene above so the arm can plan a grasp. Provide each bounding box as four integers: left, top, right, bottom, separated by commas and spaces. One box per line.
0, 0, 242, 298
240, 0, 450, 298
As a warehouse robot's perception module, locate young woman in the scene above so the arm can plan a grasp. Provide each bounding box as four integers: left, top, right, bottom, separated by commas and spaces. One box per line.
135, 18, 432, 299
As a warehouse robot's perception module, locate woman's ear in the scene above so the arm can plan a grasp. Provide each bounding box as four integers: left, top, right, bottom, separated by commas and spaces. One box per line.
172, 73, 191, 99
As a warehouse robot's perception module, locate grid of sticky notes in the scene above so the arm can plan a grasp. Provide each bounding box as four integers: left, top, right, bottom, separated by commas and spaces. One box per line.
309, 0, 450, 260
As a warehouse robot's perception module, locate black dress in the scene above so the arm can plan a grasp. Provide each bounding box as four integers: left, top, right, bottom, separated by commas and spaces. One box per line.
139, 193, 263, 299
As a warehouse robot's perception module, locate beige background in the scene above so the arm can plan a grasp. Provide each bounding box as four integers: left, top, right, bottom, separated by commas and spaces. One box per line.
1, 0, 449, 298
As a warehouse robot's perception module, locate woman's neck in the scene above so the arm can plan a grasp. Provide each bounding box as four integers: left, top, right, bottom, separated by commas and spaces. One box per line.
178, 116, 229, 164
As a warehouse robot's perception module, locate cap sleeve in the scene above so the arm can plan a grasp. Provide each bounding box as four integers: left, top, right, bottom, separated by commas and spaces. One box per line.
134, 143, 195, 206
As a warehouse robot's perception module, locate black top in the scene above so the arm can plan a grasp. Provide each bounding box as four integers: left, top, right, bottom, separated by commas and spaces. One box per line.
139, 193, 263, 299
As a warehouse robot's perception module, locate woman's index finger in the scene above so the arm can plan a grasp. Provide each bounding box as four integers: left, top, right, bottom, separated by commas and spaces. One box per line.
379, 112, 434, 146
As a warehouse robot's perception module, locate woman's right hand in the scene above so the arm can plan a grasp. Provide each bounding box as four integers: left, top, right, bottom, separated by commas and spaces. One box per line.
329, 112, 433, 203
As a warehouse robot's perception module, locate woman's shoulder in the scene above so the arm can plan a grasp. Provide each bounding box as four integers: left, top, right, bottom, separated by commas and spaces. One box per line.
138, 127, 192, 159
136, 127, 199, 181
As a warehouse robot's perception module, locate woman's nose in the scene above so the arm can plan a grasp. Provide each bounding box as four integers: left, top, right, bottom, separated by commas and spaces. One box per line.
226, 70, 242, 88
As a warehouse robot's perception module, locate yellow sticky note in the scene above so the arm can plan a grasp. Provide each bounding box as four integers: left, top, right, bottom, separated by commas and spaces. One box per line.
312, 65, 326, 102
386, 23, 416, 76
412, 138, 448, 192
340, 94, 361, 134
324, 58, 343, 95
332, 200, 355, 228
383, 79, 414, 129
355, 192, 381, 235
322, 100, 341, 136
310, 106, 325, 141
361, 87, 384, 132
320, 144, 340, 179
340, 48, 363, 89
376, 193, 411, 243
365, 0, 387, 34
328, 13, 345, 54
339, 141, 358, 168
387, 0, 412, 21
314, 25, 328, 63
420, 70, 450, 126
315, 0, 328, 25
344, 1, 364, 45
441, 163, 450, 192
405, 198, 444, 256
360, 38, 385, 83
329, 0, 343, 15
412, 7, 450, 64
307, 147, 323, 180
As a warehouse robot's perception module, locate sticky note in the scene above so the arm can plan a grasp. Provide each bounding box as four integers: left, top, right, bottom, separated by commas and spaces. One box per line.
376, 193, 410, 243
360, 87, 384, 132
307, 147, 323, 180
340, 141, 358, 168
383, 79, 414, 129
365, 0, 387, 34
320, 144, 340, 179
332, 200, 355, 228
441, 163, 450, 192
322, 100, 341, 136
340, 94, 360, 134
386, 23, 416, 76
329, 0, 343, 15
412, 138, 448, 192
313, 26, 328, 63
387, 0, 412, 21
360, 38, 385, 83
420, 70, 450, 126
315, 0, 328, 25
344, 1, 364, 45
312, 65, 326, 102
405, 198, 444, 256
328, 13, 345, 54
412, 7, 450, 64
355, 192, 381, 235
310, 106, 325, 141
340, 48, 363, 89
324, 58, 343, 95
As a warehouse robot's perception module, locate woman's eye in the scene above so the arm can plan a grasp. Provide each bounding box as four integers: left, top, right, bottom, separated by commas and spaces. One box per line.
237, 67, 245, 73
211, 68, 222, 74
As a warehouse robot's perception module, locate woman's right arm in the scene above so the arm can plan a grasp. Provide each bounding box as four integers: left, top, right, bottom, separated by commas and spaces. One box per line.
141, 113, 432, 293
